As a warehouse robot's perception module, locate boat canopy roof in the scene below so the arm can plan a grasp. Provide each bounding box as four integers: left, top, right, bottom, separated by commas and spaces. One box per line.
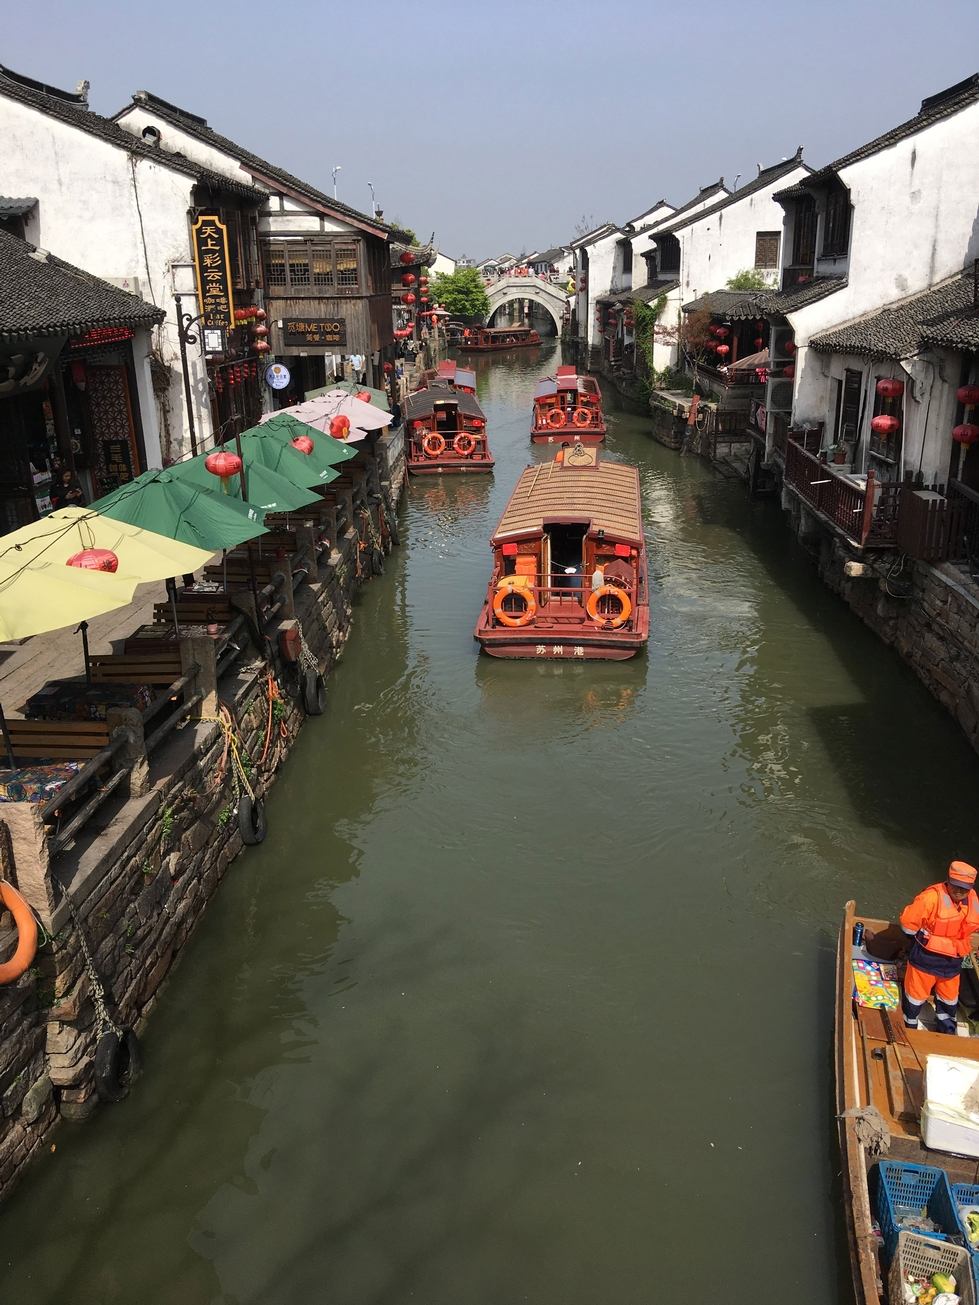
432, 360, 476, 390
533, 373, 600, 398
492, 461, 643, 546
484, 324, 535, 335
403, 385, 485, 420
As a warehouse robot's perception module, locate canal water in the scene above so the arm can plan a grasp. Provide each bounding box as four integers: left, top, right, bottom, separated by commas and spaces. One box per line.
4, 345, 979, 1304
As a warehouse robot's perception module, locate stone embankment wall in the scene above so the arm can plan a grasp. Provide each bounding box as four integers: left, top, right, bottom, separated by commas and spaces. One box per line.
0, 431, 404, 1199
784, 491, 979, 755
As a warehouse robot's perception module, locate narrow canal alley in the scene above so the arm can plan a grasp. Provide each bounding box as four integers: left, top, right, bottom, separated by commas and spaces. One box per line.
3, 346, 979, 1305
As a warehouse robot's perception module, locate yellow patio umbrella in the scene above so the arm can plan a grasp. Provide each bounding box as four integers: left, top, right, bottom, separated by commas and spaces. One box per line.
0, 554, 138, 642
0, 506, 213, 580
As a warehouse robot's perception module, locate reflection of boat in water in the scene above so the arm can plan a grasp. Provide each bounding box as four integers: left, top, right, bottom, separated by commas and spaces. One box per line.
836, 899, 979, 1305
531, 365, 606, 445
415, 478, 491, 521
404, 384, 494, 475
474, 443, 649, 660
458, 324, 542, 352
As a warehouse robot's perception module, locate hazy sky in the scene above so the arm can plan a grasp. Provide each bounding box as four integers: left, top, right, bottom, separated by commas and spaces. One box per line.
6, 0, 979, 261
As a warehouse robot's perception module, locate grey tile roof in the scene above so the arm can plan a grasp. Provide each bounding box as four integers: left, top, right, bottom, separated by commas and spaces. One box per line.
569, 223, 618, 248
767, 276, 846, 315
529, 247, 567, 265
682, 289, 773, 319
653, 152, 807, 236
0, 65, 263, 200
597, 280, 679, 305
809, 269, 975, 359
0, 196, 37, 217
0, 228, 165, 340
799, 74, 979, 190
118, 90, 391, 234
636, 182, 729, 235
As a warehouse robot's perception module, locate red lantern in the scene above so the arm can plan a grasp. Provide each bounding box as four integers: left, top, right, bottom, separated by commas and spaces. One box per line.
876, 377, 904, 399
254, 340, 270, 353
291, 435, 315, 455
953, 423, 979, 445
715, 326, 730, 339
253, 324, 268, 337
405, 292, 416, 305
957, 385, 979, 407
871, 414, 899, 436
419, 293, 429, 302
66, 548, 119, 573
784, 339, 797, 355
255, 308, 267, 321
205, 449, 243, 481
383, 361, 394, 374
716, 344, 730, 357
709, 325, 721, 337
412, 421, 426, 431
355, 390, 372, 403
783, 364, 795, 379
330, 415, 351, 440
400, 251, 414, 265
401, 273, 416, 287
754, 337, 765, 349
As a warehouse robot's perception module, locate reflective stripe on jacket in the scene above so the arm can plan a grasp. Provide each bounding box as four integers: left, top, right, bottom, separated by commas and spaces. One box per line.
900, 883, 979, 961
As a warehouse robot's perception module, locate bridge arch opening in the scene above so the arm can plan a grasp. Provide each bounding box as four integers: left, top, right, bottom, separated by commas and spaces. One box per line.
487, 296, 562, 335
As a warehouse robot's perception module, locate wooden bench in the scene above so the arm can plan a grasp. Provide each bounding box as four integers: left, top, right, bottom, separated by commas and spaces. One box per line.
3, 719, 111, 763
90, 652, 183, 687
152, 595, 235, 625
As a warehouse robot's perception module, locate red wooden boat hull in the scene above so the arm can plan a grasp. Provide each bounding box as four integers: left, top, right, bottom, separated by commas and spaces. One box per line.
408, 454, 495, 475
530, 425, 606, 445
474, 608, 648, 660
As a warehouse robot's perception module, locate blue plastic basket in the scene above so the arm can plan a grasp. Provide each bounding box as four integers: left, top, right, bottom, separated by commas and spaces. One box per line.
952, 1183, 979, 1253
874, 1161, 959, 1263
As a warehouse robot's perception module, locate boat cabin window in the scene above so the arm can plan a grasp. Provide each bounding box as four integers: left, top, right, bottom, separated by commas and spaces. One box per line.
433, 402, 460, 434
546, 523, 588, 587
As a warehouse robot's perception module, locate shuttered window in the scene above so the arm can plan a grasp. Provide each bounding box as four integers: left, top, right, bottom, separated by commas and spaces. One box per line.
822, 183, 852, 258
754, 231, 780, 269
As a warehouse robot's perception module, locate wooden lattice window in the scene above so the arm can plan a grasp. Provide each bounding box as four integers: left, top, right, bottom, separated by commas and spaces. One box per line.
822, 182, 852, 258
335, 244, 358, 289
754, 231, 781, 269
262, 241, 360, 293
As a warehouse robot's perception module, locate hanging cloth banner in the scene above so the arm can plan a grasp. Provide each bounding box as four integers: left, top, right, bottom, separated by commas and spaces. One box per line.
191, 213, 236, 329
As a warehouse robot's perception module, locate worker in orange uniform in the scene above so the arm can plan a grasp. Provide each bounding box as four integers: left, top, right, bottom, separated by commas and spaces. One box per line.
900, 861, 979, 1033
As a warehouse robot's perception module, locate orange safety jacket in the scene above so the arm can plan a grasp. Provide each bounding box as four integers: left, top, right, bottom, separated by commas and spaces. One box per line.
901, 883, 979, 962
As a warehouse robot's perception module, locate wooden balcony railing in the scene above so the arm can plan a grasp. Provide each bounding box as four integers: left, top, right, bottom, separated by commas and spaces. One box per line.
895, 479, 979, 565
783, 438, 900, 548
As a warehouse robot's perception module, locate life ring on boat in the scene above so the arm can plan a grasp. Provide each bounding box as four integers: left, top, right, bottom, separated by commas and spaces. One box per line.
586, 584, 632, 629
422, 432, 446, 457
0, 881, 37, 984
453, 431, 476, 456
95, 1028, 141, 1103
572, 407, 593, 428
493, 578, 537, 628
546, 408, 565, 429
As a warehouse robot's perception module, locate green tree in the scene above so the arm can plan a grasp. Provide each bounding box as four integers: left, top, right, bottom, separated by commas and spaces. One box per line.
725, 268, 771, 290
430, 267, 490, 318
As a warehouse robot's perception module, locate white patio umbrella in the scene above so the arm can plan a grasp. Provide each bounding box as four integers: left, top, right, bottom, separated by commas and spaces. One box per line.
261, 390, 392, 445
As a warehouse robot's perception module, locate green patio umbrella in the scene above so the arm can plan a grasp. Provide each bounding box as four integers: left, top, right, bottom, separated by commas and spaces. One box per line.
168, 447, 322, 513
253, 412, 357, 477
307, 380, 391, 412
90, 468, 269, 552
236, 428, 341, 491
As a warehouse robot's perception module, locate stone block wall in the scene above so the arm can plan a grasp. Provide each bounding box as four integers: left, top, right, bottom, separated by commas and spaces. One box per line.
0, 466, 401, 1200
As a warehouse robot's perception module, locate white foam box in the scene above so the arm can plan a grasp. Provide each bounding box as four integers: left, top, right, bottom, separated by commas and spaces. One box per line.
921, 1054, 979, 1158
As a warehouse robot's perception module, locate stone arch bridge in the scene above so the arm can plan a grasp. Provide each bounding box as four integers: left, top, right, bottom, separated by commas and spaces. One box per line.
485, 276, 569, 334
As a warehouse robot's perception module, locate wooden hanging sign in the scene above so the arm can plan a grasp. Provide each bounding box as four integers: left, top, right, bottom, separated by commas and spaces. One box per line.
191, 214, 235, 329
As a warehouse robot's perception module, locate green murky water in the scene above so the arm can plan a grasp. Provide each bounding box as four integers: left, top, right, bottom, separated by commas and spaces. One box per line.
3, 345, 978, 1304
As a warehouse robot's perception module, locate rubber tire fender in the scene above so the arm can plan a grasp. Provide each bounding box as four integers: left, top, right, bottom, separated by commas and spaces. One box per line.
301, 669, 327, 716
94, 1028, 141, 1104
238, 793, 268, 845
370, 546, 385, 577
384, 499, 401, 547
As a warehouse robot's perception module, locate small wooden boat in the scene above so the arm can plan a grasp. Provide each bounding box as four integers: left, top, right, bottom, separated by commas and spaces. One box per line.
474, 442, 648, 659
434, 360, 477, 394
458, 324, 541, 352
531, 365, 606, 445
836, 900, 979, 1305
404, 384, 494, 475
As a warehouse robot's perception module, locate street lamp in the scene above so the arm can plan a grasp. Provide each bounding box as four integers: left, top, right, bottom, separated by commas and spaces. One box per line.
174, 294, 203, 457
332, 165, 342, 199
368, 181, 376, 217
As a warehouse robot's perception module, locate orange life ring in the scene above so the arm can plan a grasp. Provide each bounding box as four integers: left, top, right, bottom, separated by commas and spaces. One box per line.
572, 407, 593, 427
453, 431, 476, 456
492, 578, 537, 628
586, 584, 632, 629
422, 431, 446, 457
0, 881, 38, 985
546, 408, 564, 429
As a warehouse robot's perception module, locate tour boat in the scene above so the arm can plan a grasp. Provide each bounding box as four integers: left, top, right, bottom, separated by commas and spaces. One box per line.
458, 324, 542, 352
531, 365, 606, 444
835, 899, 979, 1305
435, 359, 477, 394
404, 384, 494, 475
474, 442, 648, 659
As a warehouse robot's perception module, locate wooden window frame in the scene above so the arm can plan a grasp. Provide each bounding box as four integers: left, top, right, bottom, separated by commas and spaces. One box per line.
261, 239, 362, 294
754, 231, 781, 270
791, 197, 817, 268
821, 183, 852, 259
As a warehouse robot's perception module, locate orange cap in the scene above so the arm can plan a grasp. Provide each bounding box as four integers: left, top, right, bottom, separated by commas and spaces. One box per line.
948, 860, 978, 887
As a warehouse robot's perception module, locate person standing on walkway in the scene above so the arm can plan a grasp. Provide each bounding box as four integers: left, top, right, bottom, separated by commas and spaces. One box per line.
900, 861, 979, 1032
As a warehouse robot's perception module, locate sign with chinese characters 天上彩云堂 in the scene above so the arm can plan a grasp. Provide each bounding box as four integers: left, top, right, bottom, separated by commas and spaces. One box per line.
191, 214, 235, 329
282, 318, 347, 348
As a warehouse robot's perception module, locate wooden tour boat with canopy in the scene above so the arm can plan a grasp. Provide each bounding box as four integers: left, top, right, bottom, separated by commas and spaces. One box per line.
836, 899, 979, 1305
414, 360, 478, 396
531, 365, 606, 445
404, 385, 494, 475
474, 442, 648, 659
458, 323, 542, 352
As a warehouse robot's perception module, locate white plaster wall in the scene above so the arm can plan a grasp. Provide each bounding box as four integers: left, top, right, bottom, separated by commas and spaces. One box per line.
582, 234, 617, 350
627, 204, 676, 282
678, 166, 808, 306
651, 290, 682, 373
431, 252, 455, 276
0, 92, 213, 462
